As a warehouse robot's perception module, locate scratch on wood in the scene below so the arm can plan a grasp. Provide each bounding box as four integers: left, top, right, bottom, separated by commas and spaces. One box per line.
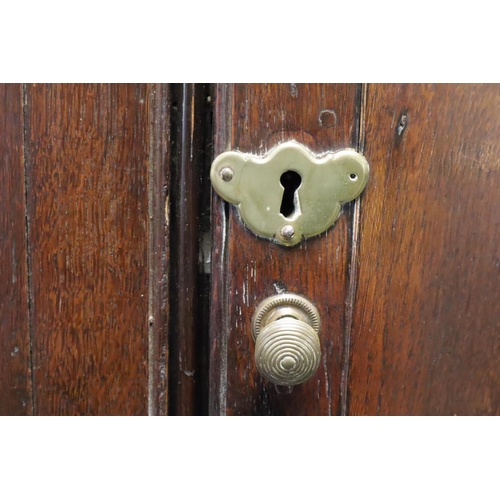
219, 204, 228, 415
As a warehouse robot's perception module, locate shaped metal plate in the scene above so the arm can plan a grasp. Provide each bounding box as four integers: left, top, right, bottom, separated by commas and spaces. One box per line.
210, 141, 369, 246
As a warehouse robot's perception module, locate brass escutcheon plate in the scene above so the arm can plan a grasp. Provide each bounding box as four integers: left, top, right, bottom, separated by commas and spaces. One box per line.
210, 141, 369, 246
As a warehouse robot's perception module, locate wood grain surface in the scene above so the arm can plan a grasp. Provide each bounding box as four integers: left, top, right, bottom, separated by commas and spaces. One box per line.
0, 84, 33, 415
210, 84, 361, 415
24, 84, 150, 415
148, 83, 171, 416
3, 83, 499, 415
348, 84, 500, 415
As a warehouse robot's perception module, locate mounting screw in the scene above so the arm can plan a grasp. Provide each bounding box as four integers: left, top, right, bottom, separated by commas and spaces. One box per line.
220, 167, 234, 182
280, 224, 295, 240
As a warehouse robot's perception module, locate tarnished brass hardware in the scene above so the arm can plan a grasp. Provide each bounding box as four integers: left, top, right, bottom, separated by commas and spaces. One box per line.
252, 293, 321, 386
210, 141, 369, 246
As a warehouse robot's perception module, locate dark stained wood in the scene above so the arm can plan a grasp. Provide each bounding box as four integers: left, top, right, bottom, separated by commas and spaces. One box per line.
209, 84, 232, 416
168, 84, 211, 415
6, 83, 498, 416
210, 84, 360, 415
24, 84, 150, 415
208, 84, 233, 415
348, 84, 500, 415
0, 84, 33, 415
148, 83, 171, 416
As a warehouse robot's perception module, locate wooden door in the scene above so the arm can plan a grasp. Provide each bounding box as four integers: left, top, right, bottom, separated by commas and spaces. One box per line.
0, 83, 210, 416
209, 83, 500, 416
1, 83, 499, 415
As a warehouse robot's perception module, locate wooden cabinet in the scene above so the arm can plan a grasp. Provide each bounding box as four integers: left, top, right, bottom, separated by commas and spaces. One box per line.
1, 83, 498, 415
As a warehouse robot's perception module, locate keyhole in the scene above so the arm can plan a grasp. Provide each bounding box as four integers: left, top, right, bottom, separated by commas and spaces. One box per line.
280, 171, 302, 218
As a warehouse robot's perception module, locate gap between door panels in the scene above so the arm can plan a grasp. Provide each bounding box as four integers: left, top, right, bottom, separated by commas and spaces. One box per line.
150, 84, 213, 416
209, 84, 367, 416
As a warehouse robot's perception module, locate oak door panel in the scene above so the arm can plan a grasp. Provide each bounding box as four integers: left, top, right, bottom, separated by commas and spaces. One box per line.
25, 84, 150, 415
348, 84, 500, 415
210, 84, 361, 415
0, 84, 32, 415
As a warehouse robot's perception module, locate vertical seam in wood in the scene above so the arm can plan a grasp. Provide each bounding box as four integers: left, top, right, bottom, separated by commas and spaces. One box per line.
341, 83, 367, 416
22, 83, 35, 416
219, 84, 232, 416
147, 84, 170, 415
167, 84, 210, 415
147, 83, 156, 416
166, 84, 181, 415
209, 83, 233, 416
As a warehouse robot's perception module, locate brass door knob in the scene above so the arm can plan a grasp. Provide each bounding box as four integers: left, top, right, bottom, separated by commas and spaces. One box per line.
252, 294, 321, 386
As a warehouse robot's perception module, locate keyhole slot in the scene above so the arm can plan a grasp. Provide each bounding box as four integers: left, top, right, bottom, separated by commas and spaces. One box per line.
279, 171, 302, 218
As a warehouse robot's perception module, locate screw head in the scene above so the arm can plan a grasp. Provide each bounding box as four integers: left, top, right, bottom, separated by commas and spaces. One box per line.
220, 167, 234, 182
280, 224, 295, 240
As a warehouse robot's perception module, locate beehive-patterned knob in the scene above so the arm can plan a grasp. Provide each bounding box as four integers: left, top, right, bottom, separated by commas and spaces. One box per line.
252, 293, 321, 386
